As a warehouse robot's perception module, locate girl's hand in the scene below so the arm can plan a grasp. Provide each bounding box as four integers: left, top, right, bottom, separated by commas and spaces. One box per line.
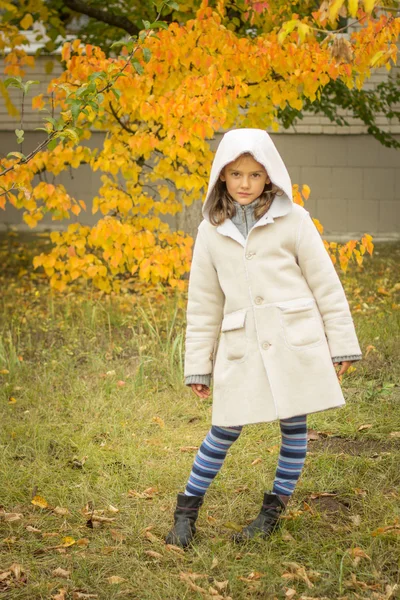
333, 360, 353, 379
190, 383, 211, 399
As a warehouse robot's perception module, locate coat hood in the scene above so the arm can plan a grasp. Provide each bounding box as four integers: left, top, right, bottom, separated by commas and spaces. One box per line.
202, 128, 293, 222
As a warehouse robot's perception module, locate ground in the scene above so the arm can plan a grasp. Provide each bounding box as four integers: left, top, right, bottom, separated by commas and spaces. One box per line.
0, 233, 399, 600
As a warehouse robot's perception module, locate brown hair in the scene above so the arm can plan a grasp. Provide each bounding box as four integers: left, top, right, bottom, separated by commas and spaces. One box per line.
207, 152, 284, 226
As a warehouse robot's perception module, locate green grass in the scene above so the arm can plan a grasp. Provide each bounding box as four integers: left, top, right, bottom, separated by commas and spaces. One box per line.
0, 233, 399, 600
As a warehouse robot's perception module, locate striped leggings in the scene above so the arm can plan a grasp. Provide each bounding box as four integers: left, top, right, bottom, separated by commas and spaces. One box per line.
185, 415, 307, 497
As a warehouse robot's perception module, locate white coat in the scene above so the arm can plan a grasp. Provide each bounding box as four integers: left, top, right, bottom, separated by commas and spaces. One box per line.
184, 129, 362, 427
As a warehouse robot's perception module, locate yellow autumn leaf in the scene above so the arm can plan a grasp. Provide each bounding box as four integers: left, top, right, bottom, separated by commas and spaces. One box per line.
61, 536, 76, 547
363, 0, 376, 12
20, 13, 33, 30
31, 495, 49, 509
348, 0, 358, 17
8, 397, 17, 404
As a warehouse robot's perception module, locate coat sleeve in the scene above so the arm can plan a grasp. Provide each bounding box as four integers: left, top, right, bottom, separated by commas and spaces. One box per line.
184, 226, 225, 378
296, 211, 362, 359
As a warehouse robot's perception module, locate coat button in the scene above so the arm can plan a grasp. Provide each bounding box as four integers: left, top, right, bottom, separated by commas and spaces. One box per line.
262, 342, 270, 350
246, 252, 254, 260
255, 296, 263, 305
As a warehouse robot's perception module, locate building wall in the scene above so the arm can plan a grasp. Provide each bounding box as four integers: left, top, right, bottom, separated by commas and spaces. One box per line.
1, 57, 399, 240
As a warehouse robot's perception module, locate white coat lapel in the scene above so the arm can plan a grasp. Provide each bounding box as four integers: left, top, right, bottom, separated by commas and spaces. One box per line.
216, 219, 246, 247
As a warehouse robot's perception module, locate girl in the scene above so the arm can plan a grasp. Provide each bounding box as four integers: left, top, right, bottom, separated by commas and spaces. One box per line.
165, 128, 362, 547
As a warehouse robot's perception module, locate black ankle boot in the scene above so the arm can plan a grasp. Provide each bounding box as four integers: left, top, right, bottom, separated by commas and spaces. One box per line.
233, 492, 287, 543
165, 493, 204, 548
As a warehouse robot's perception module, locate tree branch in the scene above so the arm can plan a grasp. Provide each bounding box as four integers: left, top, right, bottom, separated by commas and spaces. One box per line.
63, 0, 140, 37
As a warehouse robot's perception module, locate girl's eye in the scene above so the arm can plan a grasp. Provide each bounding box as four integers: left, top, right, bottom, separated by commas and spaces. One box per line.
252, 173, 261, 178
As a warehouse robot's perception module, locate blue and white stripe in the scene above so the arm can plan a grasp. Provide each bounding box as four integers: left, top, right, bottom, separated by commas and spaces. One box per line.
185, 416, 307, 497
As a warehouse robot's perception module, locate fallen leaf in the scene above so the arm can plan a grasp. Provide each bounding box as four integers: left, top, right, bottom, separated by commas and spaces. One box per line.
144, 550, 163, 559
107, 576, 126, 584
0, 511, 23, 522
371, 518, 400, 536
8, 397, 17, 404
350, 515, 362, 527
266, 445, 279, 453
53, 506, 69, 516
0, 571, 12, 582
52, 567, 70, 579
179, 446, 199, 452
282, 562, 320, 589
214, 580, 229, 591
42, 532, 59, 538
211, 557, 219, 570
72, 593, 98, 599
348, 547, 371, 560
285, 588, 297, 599
251, 458, 262, 466
110, 529, 126, 542
52, 589, 68, 600
61, 536, 76, 547
365, 345, 376, 357
108, 504, 119, 513
238, 571, 264, 583
31, 495, 49, 509
76, 538, 90, 547
165, 543, 186, 557
282, 531, 296, 542
152, 416, 165, 428
353, 488, 367, 496
117, 380, 126, 387
26, 525, 41, 533
0, 369, 10, 374
128, 487, 157, 499
144, 530, 159, 543
358, 424, 373, 431
8, 563, 23, 580
344, 572, 381, 590
389, 431, 400, 438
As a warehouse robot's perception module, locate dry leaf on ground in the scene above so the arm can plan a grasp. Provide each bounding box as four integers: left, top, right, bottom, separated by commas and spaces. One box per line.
128, 487, 157, 499
72, 593, 98, 599
53, 506, 69, 516
52, 567, 70, 579
282, 562, 320, 589
31, 495, 50, 509
0, 512, 23, 522
152, 416, 165, 428
179, 446, 199, 452
144, 530, 159, 543
52, 589, 68, 600
110, 529, 126, 542
358, 424, 373, 431
145, 550, 163, 559
26, 525, 41, 533
285, 588, 297, 599
107, 575, 126, 584
251, 457, 262, 466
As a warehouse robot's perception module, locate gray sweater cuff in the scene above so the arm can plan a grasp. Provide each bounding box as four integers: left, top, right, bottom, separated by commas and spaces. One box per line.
185, 374, 212, 387
331, 354, 362, 363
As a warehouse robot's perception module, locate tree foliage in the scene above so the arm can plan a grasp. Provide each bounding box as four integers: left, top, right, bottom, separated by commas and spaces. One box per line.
0, 0, 397, 293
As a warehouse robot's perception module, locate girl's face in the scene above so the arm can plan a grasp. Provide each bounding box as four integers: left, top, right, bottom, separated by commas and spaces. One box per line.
219, 154, 270, 206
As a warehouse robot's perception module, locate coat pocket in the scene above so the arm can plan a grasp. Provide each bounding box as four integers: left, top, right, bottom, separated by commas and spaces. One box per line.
277, 299, 323, 348
221, 309, 247, 361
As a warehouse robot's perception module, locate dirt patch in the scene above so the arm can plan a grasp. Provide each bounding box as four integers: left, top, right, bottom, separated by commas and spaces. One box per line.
309, 437, 399, 456
308, 496, 351, 515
